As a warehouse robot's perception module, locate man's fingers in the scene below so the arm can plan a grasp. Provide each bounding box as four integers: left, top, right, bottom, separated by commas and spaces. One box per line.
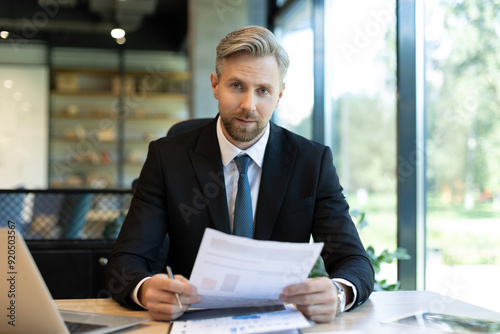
295, 303, 336, 316
280, 277, 338, 323
173, 275, 201, 303
295, 303, 336, 323
144, 274, 201, 312
139, 273, 203, 322
148, 300, 184, 321
180, 293, 202, 305
175, 275, 189, 283
147, 288, 191, 309
280, 290, 335, 305
282, 277, 333, 296
151, 274, 198, 296
146, 283, 196, 321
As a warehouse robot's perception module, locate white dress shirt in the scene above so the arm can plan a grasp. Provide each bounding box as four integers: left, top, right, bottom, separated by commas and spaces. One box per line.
216, 117, 269, 232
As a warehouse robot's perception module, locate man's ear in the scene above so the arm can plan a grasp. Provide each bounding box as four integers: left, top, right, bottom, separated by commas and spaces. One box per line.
275, 83, 286, 108
210, 73, 219, 99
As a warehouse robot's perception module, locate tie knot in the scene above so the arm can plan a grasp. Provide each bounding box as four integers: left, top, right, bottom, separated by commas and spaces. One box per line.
234, 155, 251, 175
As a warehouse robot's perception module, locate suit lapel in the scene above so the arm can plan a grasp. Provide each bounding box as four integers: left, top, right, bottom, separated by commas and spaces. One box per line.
254, 123, 296, 240
189, 118, 231, 234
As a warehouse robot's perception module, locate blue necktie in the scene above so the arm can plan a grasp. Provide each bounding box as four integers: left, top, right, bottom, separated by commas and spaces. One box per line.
233, 155, 253, 238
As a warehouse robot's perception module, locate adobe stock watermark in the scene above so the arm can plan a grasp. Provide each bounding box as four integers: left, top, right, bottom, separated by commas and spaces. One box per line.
119, 63, 166, 117
281, 254, 318, 287
213, 0, 244, 22
5, 220, 17, 328
6, 0, 71, 53
339, 1, 395, 64
178, 170, 225, 224
314, 234, 341, 261
425, 277, 467, 314
103, 267, 138, 299
380, 80, 490, 188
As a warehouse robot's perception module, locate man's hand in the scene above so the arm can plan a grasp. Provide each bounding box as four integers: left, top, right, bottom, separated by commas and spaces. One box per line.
138, 274, 201, 321
279, 277, 350, 323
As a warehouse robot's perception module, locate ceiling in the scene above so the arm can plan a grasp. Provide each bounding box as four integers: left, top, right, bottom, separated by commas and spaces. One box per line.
0, 0, 188, 51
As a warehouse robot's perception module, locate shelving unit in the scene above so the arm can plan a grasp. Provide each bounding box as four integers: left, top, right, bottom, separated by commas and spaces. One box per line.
49, 67, 190, 189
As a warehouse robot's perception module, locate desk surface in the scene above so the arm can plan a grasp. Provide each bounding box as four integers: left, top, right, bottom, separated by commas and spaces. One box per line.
55, 291, 500, 333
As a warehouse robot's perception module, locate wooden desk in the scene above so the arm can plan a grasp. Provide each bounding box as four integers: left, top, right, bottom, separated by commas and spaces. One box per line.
54, 291, 500, 333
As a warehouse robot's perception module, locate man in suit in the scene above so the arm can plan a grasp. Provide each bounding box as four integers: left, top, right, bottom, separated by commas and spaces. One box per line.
105, 25, 374, 323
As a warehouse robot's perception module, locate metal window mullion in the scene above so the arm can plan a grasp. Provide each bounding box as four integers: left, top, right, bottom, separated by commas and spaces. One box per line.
397, 0, 425, 290
312, 0, 325, 143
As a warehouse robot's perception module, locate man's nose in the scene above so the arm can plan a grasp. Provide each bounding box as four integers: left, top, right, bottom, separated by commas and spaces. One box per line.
240, 91, 256, 111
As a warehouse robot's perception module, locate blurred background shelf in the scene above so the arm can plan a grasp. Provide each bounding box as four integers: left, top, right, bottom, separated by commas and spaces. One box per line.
49, 58, 190, 189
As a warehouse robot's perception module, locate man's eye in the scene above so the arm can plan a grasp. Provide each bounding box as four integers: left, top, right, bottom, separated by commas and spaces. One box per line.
232, 83, 242, 89
259, 88, 269, 95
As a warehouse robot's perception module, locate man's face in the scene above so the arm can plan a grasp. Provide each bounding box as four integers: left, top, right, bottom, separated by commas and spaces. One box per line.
210, 53, 285, 150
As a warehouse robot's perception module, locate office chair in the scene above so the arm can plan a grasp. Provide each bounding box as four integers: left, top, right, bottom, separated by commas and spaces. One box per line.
131, 118, 212, 195
132, 118, 213, 194
166, 117, 212, 137
131, 117, 213, 273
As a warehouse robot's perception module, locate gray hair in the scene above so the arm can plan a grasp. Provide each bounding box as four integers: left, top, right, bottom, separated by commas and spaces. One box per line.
215, 26, 290, 84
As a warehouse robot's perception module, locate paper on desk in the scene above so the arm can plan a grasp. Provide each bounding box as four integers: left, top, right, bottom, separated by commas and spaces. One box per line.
170, 304, 311, 334
189, 228, 324, 309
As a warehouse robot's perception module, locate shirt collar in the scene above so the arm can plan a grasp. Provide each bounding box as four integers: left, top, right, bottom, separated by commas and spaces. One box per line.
217, 117, 269, 168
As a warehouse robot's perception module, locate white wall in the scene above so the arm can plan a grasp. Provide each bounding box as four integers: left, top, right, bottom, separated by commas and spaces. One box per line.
0, 63, 49, 189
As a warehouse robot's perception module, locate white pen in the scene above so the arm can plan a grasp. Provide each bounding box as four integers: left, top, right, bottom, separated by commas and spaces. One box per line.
166, 266, 183, 308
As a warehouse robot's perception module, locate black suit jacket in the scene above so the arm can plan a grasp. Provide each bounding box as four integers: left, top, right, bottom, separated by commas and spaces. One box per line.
105, 117, 374, 309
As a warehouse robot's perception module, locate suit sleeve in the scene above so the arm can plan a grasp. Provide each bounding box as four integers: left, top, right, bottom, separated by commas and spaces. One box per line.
105, 140, 169, 309
312, 146, 375, 309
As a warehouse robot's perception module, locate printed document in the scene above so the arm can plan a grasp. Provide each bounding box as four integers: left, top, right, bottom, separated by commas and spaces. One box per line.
189, 228, 324, 309
170, 305, 311, 334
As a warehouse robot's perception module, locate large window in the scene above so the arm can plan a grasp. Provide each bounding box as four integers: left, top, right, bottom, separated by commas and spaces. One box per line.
275, 0, 398, 287
274, 0, 499, 310
324, 0, 398, 285
424, 0, 500, 312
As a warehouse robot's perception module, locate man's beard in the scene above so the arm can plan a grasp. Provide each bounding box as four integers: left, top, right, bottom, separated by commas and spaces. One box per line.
220, 111, 266, 143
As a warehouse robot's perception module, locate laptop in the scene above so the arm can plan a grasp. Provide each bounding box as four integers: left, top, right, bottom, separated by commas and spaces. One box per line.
0, 227, 147, 333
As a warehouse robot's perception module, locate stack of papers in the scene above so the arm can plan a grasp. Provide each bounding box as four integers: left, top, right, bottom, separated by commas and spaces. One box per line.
169, 228, 323, 333
170, 305, 311, 334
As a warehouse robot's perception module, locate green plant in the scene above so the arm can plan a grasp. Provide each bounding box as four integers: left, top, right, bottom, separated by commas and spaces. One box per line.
308, 209, 410, 291
309, 256, 329, 278
350, 209, 410, 291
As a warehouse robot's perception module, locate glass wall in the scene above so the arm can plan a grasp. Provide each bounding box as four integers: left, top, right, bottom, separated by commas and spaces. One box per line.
424, 0, 500, 312
274, 0, 499, 306
324, 0, 398, 287
275, 0, 398, 288
274, 0, 398, 287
